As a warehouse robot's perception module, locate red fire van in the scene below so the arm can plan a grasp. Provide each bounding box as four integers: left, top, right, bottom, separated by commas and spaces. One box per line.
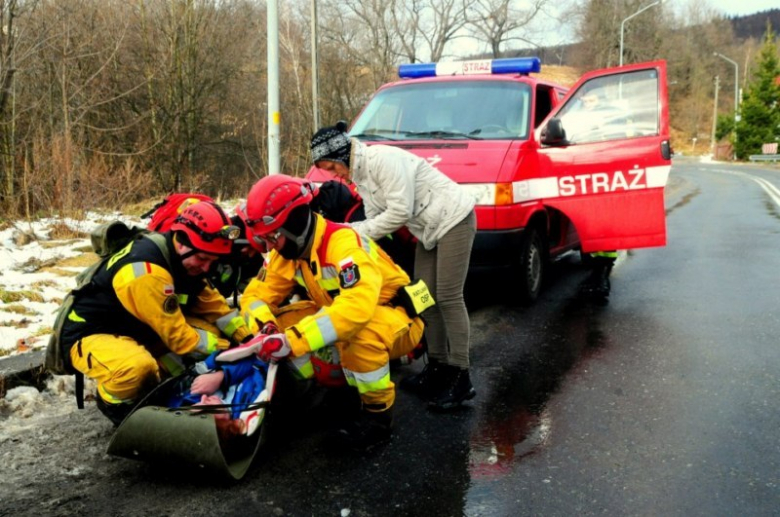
308, 57, 671, 302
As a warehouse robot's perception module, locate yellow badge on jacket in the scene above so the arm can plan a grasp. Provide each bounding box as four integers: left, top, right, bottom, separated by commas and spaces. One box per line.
338, 257, 360, 289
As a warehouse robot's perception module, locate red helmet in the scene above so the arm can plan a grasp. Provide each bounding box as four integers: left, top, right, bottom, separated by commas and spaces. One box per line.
244, 175, 316, 237
170, 200, 239, 255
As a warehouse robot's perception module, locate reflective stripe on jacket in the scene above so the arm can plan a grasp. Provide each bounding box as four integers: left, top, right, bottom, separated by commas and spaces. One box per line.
241, 214, 410, 357
62, 234, 250, 355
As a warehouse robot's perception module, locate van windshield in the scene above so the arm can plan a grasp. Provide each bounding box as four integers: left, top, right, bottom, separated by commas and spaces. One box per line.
350, 81, 531, 141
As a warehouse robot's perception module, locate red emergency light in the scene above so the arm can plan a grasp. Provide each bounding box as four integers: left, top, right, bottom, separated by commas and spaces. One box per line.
398, 57, 541, 79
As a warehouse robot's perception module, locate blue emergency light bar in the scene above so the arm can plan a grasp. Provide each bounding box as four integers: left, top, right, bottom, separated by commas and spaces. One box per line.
398, 57, 541, 79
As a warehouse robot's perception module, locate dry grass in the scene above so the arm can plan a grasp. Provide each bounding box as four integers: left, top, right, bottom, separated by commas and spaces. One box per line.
0, 289, 45, 303
41, 239, 86, 249
31, 279, 59, 289
47, 222, 89, 240
58, 253, 99, 268
124, 198, 163, 218
33, 326, 53, 337
1, 317, 32, 329
536, 65, 582, 87
39, 267, 79, 278
2, 304, 40, 316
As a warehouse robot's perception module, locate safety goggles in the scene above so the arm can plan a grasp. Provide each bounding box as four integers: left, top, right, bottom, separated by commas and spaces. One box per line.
244, 185, 310, 228
178, 218, 241, 242
254, 229, 283, 246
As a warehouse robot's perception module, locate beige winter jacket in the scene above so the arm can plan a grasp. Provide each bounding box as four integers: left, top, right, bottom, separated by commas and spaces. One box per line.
349, 139, 476, 251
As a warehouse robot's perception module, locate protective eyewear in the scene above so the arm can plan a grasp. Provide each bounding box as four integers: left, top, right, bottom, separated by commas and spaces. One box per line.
254, 231, 282, 244
253, 229, 284, 246
244, 185, 309, 228
178, 218, 241, 242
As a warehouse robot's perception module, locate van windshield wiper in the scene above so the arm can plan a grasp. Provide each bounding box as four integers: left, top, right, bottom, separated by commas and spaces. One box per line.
402, 130, 480, 140
351, 130, 399, 141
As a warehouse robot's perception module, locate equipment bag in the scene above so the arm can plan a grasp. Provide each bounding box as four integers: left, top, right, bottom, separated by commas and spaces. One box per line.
143, 193, 213, 232
45, 222, 169, 405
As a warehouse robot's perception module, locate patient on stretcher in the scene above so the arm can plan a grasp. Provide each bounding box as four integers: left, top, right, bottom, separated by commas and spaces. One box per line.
167, 352, 270, 440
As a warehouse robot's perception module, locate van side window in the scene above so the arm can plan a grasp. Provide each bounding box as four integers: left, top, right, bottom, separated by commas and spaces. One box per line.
534, 86, 553, 128
556, 70, 659, 145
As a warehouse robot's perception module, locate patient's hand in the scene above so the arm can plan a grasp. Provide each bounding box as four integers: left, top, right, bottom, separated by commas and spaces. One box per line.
190, 371, 225, 395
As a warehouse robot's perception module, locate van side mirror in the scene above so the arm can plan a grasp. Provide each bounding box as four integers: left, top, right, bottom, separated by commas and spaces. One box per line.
540, 118, 567, 146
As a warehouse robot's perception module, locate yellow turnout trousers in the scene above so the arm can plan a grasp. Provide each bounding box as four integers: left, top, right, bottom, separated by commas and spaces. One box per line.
274, 301, 424, 410
69, 317, 223, 406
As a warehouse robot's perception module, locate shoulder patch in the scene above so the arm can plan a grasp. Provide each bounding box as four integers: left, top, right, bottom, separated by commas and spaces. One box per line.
163, 294, 179, 314
338, 263, 360, 289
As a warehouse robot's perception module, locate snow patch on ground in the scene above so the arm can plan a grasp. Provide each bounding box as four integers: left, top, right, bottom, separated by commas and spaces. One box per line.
0, 204, 240, 357
0, 213, 120, 356
0, 375, 96, 425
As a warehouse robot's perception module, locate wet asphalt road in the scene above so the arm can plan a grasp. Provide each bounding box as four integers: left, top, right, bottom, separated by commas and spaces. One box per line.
6, 158, 780, 516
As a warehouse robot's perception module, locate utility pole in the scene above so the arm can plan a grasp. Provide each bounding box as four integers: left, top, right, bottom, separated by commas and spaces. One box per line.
311, 0, 319, 133
710, 75, 719, 158
267, 0, 280, 175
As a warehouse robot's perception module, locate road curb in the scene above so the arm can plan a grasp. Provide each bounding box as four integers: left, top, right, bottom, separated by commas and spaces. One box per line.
0, 349, 48, 397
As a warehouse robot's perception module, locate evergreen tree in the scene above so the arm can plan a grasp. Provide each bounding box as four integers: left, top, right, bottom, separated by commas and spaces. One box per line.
735, 22, 780, 159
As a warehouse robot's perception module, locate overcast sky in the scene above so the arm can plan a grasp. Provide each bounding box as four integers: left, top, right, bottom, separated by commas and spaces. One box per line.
707, 0, 777, 17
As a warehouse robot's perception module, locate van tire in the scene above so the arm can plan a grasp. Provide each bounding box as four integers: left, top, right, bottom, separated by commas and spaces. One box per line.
514, 226, 545, 303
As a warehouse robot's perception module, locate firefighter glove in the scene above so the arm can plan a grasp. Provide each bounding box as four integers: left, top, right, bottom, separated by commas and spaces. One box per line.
257, 333, 292, 363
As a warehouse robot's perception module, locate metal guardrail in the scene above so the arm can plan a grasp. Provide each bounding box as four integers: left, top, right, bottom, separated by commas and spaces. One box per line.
749, 154, 780, 162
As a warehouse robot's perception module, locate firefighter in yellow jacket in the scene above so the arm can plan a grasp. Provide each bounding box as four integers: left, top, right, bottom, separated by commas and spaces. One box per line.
61, 201, 252, 425
236, 174, 424, 450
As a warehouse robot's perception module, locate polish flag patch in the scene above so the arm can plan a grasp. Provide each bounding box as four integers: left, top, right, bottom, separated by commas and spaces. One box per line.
338, 257, 360, 288
163, 284, 174, 295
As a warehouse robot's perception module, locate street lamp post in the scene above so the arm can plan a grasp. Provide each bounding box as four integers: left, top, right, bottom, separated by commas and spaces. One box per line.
714, 52, 739, 159
714, 53, 738, 117
620, 0, 666, 67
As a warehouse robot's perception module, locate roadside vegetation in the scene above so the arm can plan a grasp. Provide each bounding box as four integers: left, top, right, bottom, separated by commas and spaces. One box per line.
0, 0, 776, 222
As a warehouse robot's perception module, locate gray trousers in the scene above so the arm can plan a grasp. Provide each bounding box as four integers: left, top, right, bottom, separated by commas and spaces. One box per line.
414, 210, 476, 369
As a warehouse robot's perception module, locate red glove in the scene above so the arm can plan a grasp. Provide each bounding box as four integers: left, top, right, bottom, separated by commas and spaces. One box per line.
256, 333, 292, 363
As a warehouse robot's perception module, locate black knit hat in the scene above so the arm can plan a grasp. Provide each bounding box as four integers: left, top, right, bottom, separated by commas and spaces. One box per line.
310, 120, 351, 166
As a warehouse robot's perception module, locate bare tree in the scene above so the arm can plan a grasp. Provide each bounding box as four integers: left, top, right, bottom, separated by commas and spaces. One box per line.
389, 0, 470, 63
466, 0, 549, 58
660, 0, 737, 150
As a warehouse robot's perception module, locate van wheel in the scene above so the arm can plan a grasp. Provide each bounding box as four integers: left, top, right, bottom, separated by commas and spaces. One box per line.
514, 227, 545, 303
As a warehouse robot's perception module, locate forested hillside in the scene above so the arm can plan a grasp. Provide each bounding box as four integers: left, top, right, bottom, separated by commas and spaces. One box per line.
730, 9, 780, 40
0, 0, 776, 219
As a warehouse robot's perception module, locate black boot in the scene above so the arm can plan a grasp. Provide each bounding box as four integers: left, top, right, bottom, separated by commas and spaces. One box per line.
579, 258, 614, 299
427, 365, 476, 411
336, 406, 394, 451
399, 357, 443, 399
592, 265, 612, 298
95, 396, 135, 427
